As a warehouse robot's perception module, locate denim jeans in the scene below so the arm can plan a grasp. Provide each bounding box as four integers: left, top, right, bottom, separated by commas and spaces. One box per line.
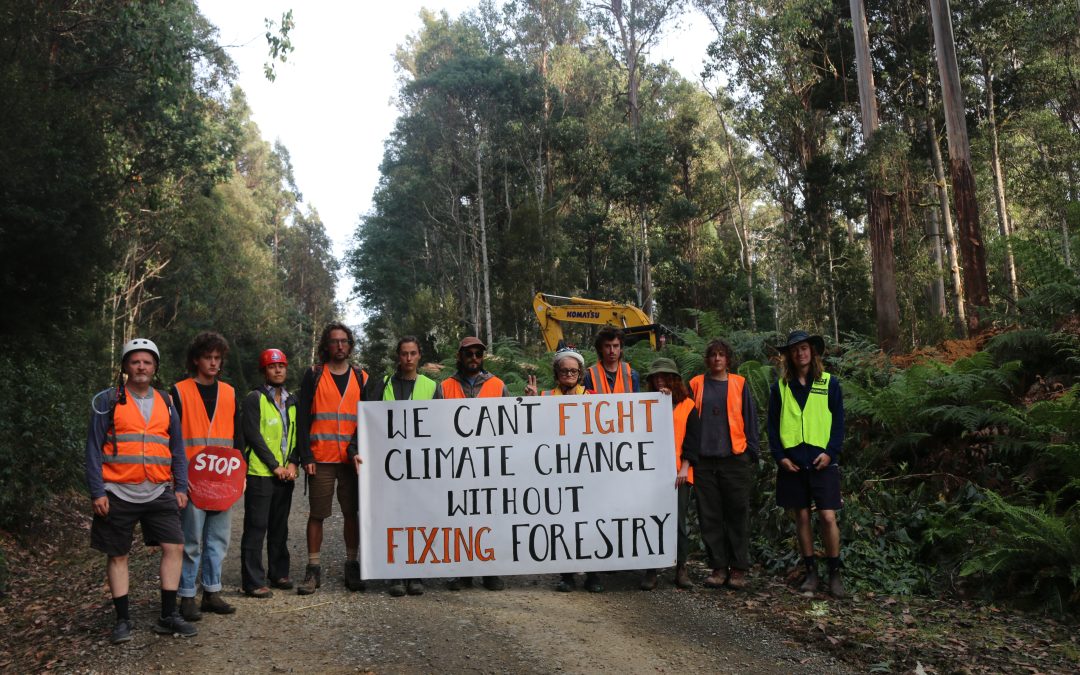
179, 502, 232, 597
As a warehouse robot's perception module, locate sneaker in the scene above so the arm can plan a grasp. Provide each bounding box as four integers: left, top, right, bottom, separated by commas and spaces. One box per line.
674, 565, 693, 589
703, 568, 728, 588
153, 611, 197, 638
110, 619, 134, 644
297, 564, 321, 596
556, 573, 575, 592
344, 561, 366, 592
799, 566, 820, 594
406, 580, 424, 596
584, 572, 604, 593
179, 596, 202, 622
244, 586, 273, 598
828, 571, 847, 599
388, 581, 406, 597
482, 576, 505, 591
727, 569, 749, 590
640, 569, 658, 591
270, 577, 294, 590
200, 591, 235, 615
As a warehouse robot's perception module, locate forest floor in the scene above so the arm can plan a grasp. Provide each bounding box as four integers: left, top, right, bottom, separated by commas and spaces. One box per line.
0, 493, 1076, 674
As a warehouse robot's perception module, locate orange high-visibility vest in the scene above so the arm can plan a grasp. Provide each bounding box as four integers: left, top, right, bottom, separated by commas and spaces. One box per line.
103, 389, 173, 484
440, 375, 505, 399
689, 373, 747, 454
309, 366, 365, 463
587, 362, 632, 394
542, 385, 590, 396
174, 379, 236, 461
672, 397, 696, 484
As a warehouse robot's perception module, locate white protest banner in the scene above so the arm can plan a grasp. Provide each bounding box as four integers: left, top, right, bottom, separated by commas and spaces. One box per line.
358, 393, 676, 579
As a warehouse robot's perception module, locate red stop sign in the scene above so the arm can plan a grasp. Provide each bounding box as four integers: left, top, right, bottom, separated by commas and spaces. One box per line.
188, 446, 247, 511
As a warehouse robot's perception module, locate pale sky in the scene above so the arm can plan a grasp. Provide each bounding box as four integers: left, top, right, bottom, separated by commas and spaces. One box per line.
197, 1, 717, 326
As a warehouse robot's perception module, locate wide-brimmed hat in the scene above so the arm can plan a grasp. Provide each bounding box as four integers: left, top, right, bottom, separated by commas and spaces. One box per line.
775, 330, 825, 355
458, 336, 486, 351
645, 357, 681, 378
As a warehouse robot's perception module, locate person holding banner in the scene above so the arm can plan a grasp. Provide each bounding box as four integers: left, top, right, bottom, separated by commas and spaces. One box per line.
240, 348, 299, 598
687, 339, 759, 591
297, 322, 369, 595
362, 335, 441, 597
441, 336, 509, 592
171, 331, 243, 621
640, 358, 700, 591
85, 338, 196, 643
582, 327, 640, 394
524, 348, 604, 593
767, 330, 847, 598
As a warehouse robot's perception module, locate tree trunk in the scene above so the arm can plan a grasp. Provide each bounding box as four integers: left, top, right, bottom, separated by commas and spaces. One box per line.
850, 0, 900, 352
983, 56, 1019, 309
926, 84, 966, 336
930, 0, 990, 328
924, 182, 947, 318
476, 143, 493, 345
714, 100, 757, 331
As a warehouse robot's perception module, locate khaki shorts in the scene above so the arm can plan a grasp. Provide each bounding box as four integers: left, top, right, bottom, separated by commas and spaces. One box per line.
308, 462, 358, 520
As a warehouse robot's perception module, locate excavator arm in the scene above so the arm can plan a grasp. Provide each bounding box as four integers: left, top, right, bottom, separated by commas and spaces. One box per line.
532, 292, 658, 352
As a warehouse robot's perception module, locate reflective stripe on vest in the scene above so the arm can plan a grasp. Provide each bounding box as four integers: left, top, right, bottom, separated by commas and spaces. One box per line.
588, 362, 632, 394
779, 372, 832, 450
381, 374, 438, 400
310, 366, 363, 463
174, 379, 236, 461
689, 374, 748, 455
440, 376, 505, 399
103, 389, 173, 484
672, 397, 695, 484
246, 391, 297, 477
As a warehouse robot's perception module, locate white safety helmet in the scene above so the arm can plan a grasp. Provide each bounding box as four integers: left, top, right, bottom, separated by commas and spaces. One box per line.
121, 337, 160, 364
552, 348, 585, 370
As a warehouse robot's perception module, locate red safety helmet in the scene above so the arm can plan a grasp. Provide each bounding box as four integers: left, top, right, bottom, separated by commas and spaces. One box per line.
259, 348, 288, 369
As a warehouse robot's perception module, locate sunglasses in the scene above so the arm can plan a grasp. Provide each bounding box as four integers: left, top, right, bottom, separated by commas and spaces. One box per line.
462, 349, 485, 358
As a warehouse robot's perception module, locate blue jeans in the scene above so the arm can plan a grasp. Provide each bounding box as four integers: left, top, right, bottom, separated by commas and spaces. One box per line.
179, 503, 232, 597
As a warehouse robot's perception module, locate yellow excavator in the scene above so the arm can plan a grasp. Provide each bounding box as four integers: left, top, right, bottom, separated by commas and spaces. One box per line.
532, 292, 660, 352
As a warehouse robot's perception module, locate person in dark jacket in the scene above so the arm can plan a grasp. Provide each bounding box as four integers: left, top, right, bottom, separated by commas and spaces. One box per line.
767, 330, 847, 598
240, 349, 299, 598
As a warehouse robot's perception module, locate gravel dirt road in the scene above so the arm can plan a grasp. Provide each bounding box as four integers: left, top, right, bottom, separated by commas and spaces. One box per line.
97, 501, 851, 674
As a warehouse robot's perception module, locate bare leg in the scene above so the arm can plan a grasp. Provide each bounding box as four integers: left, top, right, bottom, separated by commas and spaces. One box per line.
343, 512, 358, 553
160, 543, 182, 590
307, 517, 324, 558
792, 508, 814, 557
818, 509, 840, 557
107, 555, 129, 598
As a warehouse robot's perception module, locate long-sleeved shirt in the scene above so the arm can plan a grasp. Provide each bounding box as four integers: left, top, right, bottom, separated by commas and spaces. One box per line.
242, 385, 298, 472
692, 377, 760, 465
168, 380, 244, 449
767, 374, 845, 468
84, 388, 187, 500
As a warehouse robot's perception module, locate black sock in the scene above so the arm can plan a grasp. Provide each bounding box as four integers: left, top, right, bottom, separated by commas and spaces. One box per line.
803, 556, 817, 573
113, 595, 130, 621
826, 556, 842, 573
161, 589, 177, 618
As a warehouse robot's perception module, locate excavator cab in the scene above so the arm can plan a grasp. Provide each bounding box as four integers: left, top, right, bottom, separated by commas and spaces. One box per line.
532, 292, 660, 352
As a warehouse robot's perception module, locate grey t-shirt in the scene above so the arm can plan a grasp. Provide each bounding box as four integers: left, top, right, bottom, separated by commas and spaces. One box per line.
105, 389, 169, 504
699, 378, 735, 458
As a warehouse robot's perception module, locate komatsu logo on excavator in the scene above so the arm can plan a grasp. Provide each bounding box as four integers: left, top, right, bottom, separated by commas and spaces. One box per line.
566, 311, 601, 319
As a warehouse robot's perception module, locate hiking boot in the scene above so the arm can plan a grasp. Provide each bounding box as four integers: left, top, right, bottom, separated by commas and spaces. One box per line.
297, 564, 321, 595
482, 576, 505, 591
556, 573, 575, 592
406, 580, 424, 596
344, 561, 366, 592
153, 611, 197, 638
674, 564, 693, 589
179, 596, 202, 622
703, 568, 728, 588
244, 586, 273, 598
200, 591, 235, 615
110, 619, 134, 644
447, 577, 472, 591
828, 571, 847, 599
584, 572, 604, 593
727, 569, 749, 590
640, 569, 658, 591
799, 566, 820, 594
270, 577, 294, 590
388, 581, 406, 597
